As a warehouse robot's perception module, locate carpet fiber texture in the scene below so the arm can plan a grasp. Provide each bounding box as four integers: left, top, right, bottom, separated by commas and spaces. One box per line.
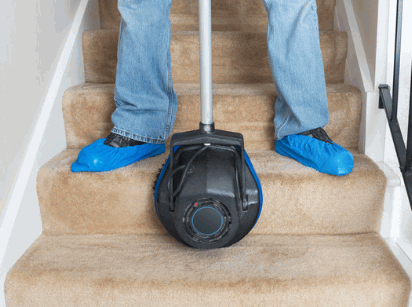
63, 83, 361, 150
99, 0, 337, 32
37, 149, 385, 235
5, 234, 410, 306
83, 30, 347, 85
5, 0, 411, 305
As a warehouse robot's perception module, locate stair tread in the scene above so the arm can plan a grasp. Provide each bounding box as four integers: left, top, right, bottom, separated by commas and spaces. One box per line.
63, 82, 361, 150
68, 81, 358, 96
5, 233, 410, 306
99, 0, 336, 32
83, 29, 347, 84
86, 28, 341, 35
37, 149, 386, 235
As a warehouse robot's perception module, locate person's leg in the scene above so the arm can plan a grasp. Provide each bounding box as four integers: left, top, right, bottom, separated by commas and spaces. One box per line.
112, 0, 177, 144
263, 0, 328, 138
72, 0, 177, 172
263, 0, 353, 175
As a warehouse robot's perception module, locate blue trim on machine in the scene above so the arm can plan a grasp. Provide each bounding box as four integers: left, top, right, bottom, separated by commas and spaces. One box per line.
243, 150, 263, 228
154, 156, 169, 216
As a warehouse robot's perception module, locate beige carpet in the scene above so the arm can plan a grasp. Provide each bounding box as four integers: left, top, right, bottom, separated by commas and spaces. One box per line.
37, 149, 385, 236
63, 83, 361, 150
99, 0, 337, 32
5, 0, 411, 305
83, 30, 347, 84
5, 234, 410, 306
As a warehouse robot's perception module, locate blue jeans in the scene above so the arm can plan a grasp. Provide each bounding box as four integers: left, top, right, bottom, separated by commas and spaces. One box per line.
111, 0, 329, 143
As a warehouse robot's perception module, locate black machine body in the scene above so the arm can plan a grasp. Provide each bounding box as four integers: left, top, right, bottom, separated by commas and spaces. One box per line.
154, 125, 263, 249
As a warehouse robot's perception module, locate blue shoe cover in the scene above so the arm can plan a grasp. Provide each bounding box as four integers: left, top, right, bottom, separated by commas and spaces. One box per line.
275, 134, 354, 176
71, 138, 166, 173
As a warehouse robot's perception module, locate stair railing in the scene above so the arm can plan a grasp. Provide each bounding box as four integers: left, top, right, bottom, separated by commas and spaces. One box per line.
379, 0, 412, 208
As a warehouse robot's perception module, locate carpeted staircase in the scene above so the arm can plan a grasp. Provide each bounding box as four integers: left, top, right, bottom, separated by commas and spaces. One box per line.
5, 0, 411, 305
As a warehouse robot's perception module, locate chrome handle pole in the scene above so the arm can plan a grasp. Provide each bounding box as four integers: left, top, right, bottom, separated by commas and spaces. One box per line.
199, 0, 213, 127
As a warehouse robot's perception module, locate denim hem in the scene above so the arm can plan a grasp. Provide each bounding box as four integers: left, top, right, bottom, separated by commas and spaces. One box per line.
165, 43, 173, 140
275, 123, 329, 141
274, 108, 291, 140
164, 7, 173, 141
111, 127, 166, 144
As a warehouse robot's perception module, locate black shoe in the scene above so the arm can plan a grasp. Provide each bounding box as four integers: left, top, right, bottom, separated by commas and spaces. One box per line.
298, 127, 333, 144
103, 133, 146, 148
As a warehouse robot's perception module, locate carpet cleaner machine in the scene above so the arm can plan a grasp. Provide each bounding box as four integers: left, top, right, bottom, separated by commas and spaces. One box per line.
154, 0, 263, 249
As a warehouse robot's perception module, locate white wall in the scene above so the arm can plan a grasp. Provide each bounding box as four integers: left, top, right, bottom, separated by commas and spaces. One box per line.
335, 0, 386, 162
0, 0, 86, 214
351, 0, 379, 86
0, 0, 100, 305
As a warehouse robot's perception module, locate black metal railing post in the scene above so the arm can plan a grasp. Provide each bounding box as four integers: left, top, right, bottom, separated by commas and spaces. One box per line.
406, 67, 412, 173
379, 0, 412, 208
391, 0, 403, 121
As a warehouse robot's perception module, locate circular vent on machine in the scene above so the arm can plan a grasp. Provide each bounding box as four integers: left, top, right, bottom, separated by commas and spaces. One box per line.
184, 199, 231, 243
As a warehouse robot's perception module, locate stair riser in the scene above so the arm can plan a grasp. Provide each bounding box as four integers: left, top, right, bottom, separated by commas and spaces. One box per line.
37, 150, 386, 236
63, 83, 361, 150
83, 30, 347, 85
99, 0, 337, 32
